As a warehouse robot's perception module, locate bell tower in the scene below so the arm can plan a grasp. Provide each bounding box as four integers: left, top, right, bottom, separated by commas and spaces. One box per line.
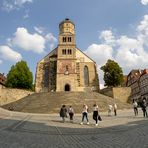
59, 18, 75, 45
56, 18, 77, 91
57, 18, 76, 59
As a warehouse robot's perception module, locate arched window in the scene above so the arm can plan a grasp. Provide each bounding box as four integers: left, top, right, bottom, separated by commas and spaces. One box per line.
84, 66, 89, 86
44, 65, 49, 87
65, 84, 70, 91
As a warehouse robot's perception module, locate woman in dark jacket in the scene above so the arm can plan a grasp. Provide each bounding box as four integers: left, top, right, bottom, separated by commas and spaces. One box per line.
60, 105, 67, 122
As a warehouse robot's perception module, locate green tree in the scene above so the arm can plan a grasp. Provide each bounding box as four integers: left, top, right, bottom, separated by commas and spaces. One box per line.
101, 59, 124, 87
6, 60, 33, 90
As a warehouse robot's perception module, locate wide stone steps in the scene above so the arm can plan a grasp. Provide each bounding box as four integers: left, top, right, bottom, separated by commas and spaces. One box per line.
2, 92, 131, 114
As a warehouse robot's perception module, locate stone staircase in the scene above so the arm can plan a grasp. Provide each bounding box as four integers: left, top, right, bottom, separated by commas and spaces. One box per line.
2, 92, 131, 114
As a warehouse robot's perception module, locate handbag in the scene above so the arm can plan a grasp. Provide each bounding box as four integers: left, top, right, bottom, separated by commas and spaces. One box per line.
98, 115, 102, 121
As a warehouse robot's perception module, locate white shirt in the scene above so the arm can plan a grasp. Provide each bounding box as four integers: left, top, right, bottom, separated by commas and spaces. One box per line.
68, 107, 74, 113
114, 104, 117, 109
109, 105, 113, 110
93, 105, 98, 111
82, 105, 88, 113
133, 102, 138, 108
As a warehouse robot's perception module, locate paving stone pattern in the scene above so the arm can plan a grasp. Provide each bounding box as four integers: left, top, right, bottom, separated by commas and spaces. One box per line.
0, 108, 148, 148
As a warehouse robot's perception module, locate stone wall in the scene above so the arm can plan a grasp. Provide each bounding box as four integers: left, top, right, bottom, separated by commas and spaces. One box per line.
100, 87, 131, 103
0, 84, 5, 89
112, 87, 131, 103
100, 87, 113, 98
0, 88, 34, 106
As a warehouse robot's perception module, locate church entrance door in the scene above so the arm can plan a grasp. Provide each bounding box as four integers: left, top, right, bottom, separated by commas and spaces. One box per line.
65, 84, 70, 91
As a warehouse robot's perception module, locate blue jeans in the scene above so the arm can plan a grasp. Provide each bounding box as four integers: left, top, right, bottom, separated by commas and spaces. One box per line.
82, 112, 89, 122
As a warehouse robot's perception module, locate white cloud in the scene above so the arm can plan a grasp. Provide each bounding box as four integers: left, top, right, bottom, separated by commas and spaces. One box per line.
10, 27, 45, 53
116, 36, 148, 69
84, 44, 113, 86
2, 0, 33, 12
85, 15, 148, 86
45, 33, 57, 42
137, 15, 148, 47
137, 15, 148, 35
45, 33, 57, 50
0, 60, 3, 64
23, 13, 29, 19
141, 0, 148, 5
0, 46, 22, 62
14, 0, 33, 6
99, 30, 115, 46
7, 27, 57, 53
34, 26, 44, 34
23, 10, 29, 19
85, 44, 113, 66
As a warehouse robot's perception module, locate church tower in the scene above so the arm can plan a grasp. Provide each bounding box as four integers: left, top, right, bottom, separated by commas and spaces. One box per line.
35, 18, 99, 92
56, 18, 77, 91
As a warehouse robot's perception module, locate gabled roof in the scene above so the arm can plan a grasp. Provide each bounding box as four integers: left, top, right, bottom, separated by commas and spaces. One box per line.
37, 47, 58, 64
127, 69, 142, 78
76, 47, 96, 63
140, 69, 148, 77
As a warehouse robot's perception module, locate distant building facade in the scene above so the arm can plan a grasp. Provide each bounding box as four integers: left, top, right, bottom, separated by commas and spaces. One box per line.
126, 70, 142, 100
139, 69, 148, 99
35, 19, 99, 92
0, 73, 6, 88
126, 69, 148, 100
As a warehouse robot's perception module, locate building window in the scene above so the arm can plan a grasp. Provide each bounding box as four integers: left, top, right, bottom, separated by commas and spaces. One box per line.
68, 49, 72, 55
68, 37, 71, 42
84, 65, 89, 86
63, 37, 66, 42
44, 65, 49, 87
62, 49, 66, 55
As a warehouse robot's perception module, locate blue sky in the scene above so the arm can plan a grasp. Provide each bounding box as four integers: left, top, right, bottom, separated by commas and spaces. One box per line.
0, 0, 148, 87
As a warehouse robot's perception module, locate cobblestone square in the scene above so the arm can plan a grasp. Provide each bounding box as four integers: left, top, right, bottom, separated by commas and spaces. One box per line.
0, 108, 148, 148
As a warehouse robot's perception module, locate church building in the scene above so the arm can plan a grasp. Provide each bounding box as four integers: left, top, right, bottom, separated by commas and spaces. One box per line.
35, 18, 99, 92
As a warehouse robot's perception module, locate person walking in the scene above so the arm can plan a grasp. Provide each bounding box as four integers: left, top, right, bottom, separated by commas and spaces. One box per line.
133, 100, 138, 116
93, 103, 99, 126
80, 104, 89, 125
68, 106, 74, 122
141, 98, 148, 118
108, 104, 113, 116
113, 103, 117, 116
59, 105, 67, 122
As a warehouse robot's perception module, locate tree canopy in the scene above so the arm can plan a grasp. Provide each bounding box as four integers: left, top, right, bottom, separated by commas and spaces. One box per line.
6, 60, 33, 90
101, 59, 124, 87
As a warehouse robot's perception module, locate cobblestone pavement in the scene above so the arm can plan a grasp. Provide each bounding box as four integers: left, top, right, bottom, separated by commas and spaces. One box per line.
0, 108, 148, 148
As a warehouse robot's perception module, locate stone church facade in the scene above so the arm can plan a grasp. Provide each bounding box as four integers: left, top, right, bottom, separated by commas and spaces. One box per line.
35, 18, 99, 92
